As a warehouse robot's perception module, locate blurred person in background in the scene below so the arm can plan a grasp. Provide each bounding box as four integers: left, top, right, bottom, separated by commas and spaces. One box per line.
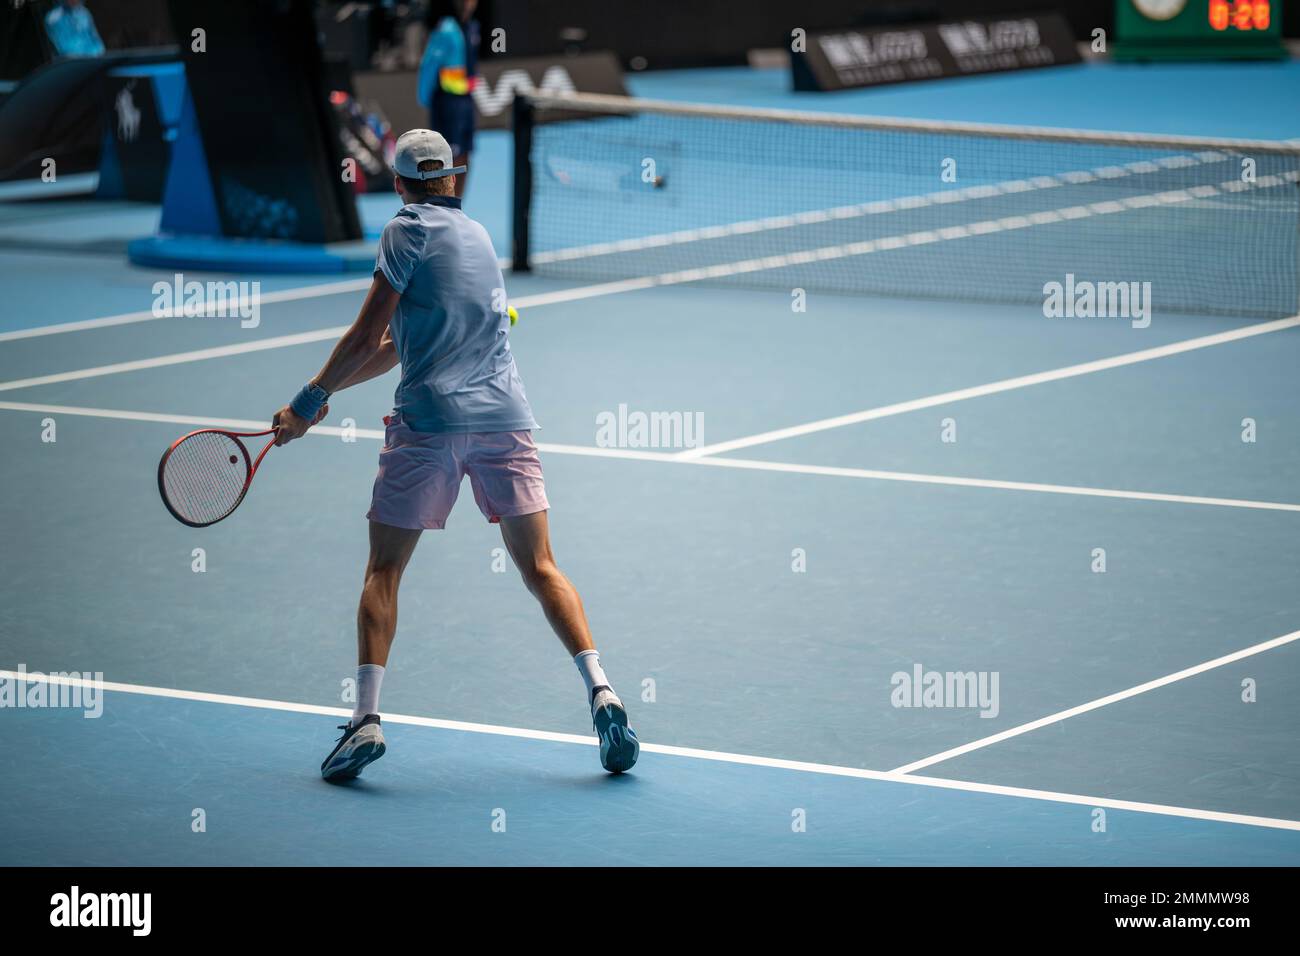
417, 0, 479, 198
44, 0, 105, 57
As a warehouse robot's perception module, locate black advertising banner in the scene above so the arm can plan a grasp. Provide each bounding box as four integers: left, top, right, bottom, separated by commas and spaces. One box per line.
101, 74, 168, 202
793, 11, 1081, 92
0, 0, 50, 81
165, 0, 360, 243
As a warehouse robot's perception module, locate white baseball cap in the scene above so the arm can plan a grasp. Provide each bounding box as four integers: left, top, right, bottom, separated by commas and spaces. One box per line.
392, 129, 467, 180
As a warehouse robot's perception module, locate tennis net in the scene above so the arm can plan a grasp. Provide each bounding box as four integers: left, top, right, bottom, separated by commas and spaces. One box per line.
511, 92, 1300, 319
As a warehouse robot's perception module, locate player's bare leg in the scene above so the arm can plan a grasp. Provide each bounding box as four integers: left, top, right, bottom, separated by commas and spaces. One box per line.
498, 510, 592, 655
321, 520, 421, 781
357, 520, 423, 665
500, 511, 638, 772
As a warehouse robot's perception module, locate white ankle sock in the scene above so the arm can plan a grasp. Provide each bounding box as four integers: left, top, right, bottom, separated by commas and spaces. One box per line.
574, 649, 612, 700
353, 663, 385, 725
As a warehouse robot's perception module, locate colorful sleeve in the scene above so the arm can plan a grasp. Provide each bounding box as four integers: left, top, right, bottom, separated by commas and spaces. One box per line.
417, 25, 453, 108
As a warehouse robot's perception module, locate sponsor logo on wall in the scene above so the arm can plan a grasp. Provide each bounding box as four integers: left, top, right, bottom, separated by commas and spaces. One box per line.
794, 13, 1080, 91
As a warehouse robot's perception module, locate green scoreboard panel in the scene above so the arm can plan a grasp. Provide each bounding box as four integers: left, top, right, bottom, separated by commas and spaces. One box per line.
1113, 0, 1288, 59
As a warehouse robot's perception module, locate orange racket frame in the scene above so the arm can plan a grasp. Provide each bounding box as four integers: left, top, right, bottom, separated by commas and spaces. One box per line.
157, 427, 278, 528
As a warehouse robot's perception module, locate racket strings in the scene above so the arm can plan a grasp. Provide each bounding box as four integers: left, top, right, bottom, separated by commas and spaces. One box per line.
161, 432, 250, 525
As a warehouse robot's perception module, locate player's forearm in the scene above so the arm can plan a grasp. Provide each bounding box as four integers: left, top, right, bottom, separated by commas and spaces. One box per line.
336, 340, 399, 391
312, 324, 387, 395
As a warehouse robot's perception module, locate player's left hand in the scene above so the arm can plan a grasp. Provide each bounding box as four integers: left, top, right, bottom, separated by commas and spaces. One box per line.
272, 403, 327, 446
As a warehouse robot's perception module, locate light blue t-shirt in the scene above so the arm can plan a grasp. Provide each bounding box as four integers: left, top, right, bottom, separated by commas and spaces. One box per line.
375, 196, 537, 434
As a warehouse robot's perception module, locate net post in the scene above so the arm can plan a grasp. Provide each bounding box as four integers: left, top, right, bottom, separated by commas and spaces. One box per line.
511, 93, 534, 273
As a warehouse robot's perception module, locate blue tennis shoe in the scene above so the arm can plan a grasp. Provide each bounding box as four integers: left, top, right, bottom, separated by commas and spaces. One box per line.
591, 687, 639, 774
321, 714, 386, 781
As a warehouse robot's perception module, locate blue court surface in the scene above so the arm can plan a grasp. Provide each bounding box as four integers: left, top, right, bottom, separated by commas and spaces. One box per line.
2, 61, 1300, 866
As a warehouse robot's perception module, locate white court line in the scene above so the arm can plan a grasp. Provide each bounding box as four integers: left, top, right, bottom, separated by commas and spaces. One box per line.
0, 401, 382, 441
0, 258, 502, 344
892, 629, 1300, 775
679, 313, 1300, 459
4, 668, 1299, 833
3, 400, 1300, 513
0, 277, 652, 392
693, 455, 1300, 513
0, 401, 680, 463
5, 284, 1298, 442
0, 279, 371, 344
0, 271, 646, 346
0, 326, 353, 393
0, 172, 99, 200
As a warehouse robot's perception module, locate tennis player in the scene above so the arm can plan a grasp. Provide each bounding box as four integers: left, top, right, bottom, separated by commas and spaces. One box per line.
271, 129, 639, 781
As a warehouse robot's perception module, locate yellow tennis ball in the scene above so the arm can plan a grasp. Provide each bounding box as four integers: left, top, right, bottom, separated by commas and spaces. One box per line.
508, 306, 518, 326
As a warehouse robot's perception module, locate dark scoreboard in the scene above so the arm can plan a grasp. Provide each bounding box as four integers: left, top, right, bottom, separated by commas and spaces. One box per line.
1113, 0, 1288, 58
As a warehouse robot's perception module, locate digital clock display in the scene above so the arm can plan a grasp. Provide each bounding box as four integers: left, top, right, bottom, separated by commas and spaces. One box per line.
1114, 0, 1286, 59
1208, 0, 1272, 30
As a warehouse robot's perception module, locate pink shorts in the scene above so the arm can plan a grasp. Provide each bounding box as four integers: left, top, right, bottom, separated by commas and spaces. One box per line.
367, 415, 549, 530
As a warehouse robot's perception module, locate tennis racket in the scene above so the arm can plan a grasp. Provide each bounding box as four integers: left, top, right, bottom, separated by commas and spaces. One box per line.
157, 427, 278, 527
